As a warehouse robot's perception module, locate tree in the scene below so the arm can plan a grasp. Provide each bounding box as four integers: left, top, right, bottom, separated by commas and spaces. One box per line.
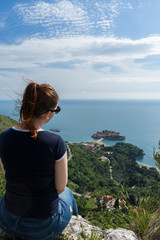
153, 140, 160, 169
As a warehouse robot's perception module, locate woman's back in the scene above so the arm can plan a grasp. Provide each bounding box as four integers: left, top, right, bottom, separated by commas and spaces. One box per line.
0, 127, 66, 218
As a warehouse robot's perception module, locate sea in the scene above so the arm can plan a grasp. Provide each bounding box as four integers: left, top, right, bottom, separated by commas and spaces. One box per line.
1, 99, 160, 168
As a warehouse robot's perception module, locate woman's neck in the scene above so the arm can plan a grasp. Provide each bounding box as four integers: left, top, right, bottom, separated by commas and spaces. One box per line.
31, 117, 45, 130
17, 118, 44, 131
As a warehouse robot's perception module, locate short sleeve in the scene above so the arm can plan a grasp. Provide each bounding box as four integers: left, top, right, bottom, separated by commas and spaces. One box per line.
55, 136, 67, 162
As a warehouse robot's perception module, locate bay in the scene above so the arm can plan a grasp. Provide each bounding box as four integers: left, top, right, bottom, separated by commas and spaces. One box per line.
1, 99, 160, 167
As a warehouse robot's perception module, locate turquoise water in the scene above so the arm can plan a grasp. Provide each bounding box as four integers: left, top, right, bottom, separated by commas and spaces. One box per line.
1, 99, 160, 167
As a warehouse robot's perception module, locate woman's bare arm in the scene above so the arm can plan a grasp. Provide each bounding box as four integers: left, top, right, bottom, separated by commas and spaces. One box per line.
0, 158, 5, 175
54, 153, 68, 194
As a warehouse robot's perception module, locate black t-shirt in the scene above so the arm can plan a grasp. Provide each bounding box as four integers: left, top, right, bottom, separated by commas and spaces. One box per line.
0, 127, 67, 218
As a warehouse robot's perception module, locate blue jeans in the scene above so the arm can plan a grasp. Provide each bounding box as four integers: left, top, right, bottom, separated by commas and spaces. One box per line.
0, 187, 78, 240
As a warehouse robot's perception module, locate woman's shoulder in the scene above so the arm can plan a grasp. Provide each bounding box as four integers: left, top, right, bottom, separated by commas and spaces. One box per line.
39, 130, 64, 142
0, 127, 13, 135
0, 128, 14, 143
40, 129, 59, 137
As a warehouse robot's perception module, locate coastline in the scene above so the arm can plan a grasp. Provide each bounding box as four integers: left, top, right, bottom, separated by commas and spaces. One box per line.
96, 138, 159, 172
94, 138, 108, 146
70, 138, 160, 172
137, 161, 160, 172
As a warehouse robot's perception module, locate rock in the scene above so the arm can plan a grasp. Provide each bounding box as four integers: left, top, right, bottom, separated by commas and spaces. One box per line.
104, 228, 138, 240
60, 215, 138, 240
61, 215, 104, 239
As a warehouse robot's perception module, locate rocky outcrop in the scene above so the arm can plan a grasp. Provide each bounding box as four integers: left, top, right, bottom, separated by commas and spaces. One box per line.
59, 215, 138, 240
61, 215, 103, 239
0, 215, 138, 240
104, 228, 138, 240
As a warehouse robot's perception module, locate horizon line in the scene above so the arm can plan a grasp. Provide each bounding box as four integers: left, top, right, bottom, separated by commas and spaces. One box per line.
1, 98, 160, 102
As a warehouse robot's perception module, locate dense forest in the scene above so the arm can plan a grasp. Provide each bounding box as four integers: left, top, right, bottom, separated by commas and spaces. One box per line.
68, 142, 160, 198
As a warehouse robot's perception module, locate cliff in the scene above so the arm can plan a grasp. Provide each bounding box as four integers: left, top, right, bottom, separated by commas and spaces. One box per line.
91, 130, 125, 140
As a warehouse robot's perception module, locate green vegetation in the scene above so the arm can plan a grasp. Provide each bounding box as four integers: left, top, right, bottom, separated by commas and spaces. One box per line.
0, 169, 5, 199
153, 140, 160, 169
0, 115, 160, 239
0, 115, 15, 212
68, 142, 160, 198
0, 114, 18, 132
68, 144, 110, 193
56, 230, 104, 240
67, 141, 160, 239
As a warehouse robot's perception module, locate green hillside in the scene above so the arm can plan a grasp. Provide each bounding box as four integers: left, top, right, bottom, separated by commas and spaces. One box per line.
68, 142, 160, 198
67, 141, 160, 238
0, 115, 18, 199
0, 114, 18, 133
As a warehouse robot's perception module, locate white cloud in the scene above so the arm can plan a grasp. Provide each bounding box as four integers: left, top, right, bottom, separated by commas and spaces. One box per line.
14, 1, 88, 26
13, 0, 134, 37
0, 35, 160, 68
1, 34, 160, 100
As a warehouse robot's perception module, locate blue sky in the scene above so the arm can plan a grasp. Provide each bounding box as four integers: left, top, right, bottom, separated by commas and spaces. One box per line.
1, 0, 160, 100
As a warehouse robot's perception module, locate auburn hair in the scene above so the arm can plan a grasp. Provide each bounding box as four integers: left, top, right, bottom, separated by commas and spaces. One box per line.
19, 81, 59, 138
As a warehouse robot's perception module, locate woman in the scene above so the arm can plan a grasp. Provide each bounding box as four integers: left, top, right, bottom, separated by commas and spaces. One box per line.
0, 81, 78, 240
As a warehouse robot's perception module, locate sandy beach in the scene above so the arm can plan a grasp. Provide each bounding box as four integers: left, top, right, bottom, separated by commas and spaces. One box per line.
137, 161, 160, 172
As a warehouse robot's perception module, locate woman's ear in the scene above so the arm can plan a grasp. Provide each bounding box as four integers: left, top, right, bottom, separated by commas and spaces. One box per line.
44, 111, 50, 120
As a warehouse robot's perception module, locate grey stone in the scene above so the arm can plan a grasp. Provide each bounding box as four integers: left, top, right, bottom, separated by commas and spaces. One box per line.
62, 216, 138, 240
104, 228, 138, 240
62, 215, 104, 239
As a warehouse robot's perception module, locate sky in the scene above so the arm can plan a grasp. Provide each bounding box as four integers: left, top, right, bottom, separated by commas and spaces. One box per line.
1, 0, 160, 100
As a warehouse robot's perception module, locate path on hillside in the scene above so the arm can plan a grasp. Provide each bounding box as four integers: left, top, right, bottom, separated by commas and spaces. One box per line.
108, 159, 113, 180
66, 143, 72, 161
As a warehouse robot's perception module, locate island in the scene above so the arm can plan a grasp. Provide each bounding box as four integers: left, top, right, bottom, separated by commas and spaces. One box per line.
49, 128, 60, 132
91, 130, 125, 140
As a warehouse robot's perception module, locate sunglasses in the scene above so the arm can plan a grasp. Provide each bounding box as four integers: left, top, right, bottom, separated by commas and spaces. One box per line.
42, 106, 61, 114
49, 106, 61, 114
